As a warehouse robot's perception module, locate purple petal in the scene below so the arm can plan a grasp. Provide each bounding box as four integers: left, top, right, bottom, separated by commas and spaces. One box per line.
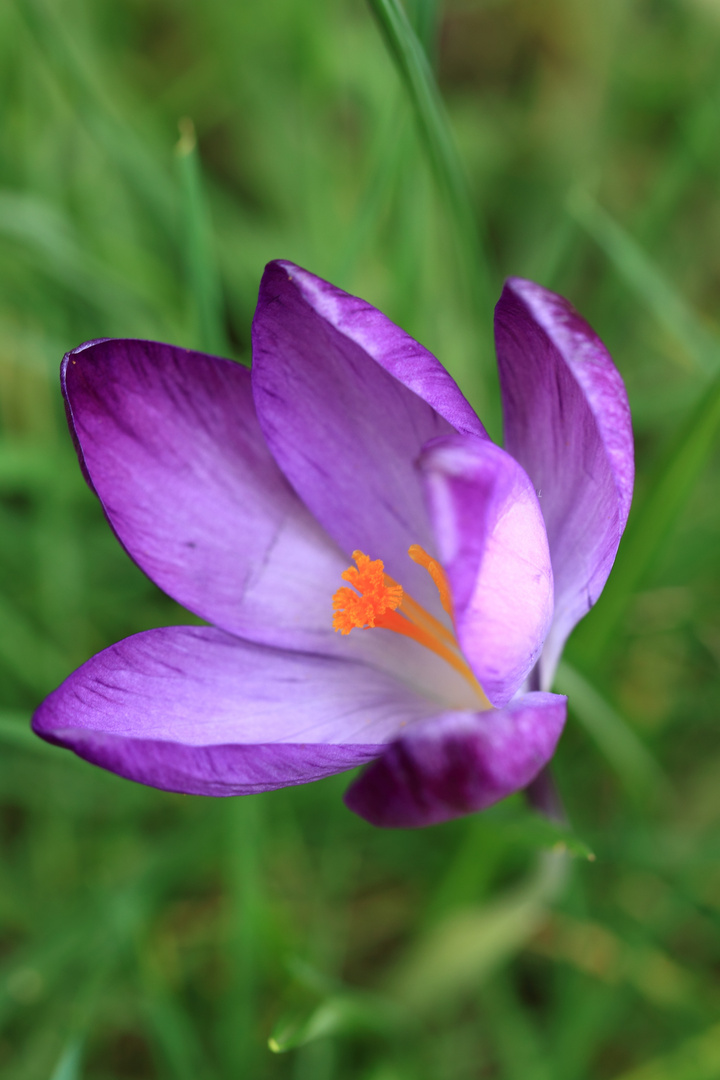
344, 692, 567, 828
62, 338, 356, 655
61, 338, 498, 698
32, 626, 439, 796
420, 434, 553, 708
495, 279, 634, 686
251, 261, 488, 614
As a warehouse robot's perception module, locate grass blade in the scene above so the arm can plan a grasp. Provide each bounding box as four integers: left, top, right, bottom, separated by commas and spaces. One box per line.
0, 592, 70, 692
14, 0, 177, 235
577, 366, 720, 659
269, 992, 406, 1053
0, 710, 56, 753
0, 190, 161, 331
49, 1038, 83, 1080
568, 189, 720, 375
175, 119, 229, 357
555, 661, 667, 802
611, 1021, 720, 1080
142, 993, 211, 1080
366, 0, 494, 319
408, 0, 440, 63
387, 848, 567, 1013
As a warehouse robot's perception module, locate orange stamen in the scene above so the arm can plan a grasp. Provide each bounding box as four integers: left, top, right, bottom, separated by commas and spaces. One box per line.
332, 547, 490, 707
408, 544, 454, 618
374, 610, 488, 700
384, 572, 456, 648
332, 551, 403, 634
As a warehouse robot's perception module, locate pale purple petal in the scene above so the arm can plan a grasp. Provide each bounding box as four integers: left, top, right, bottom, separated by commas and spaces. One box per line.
61, 337, 499, 698
495, 279, 634, 686
62, 338, 355, 656
32, 626, 439, 796
251, 261, 488, 614
272, 262, 487, 437
344, 692, 567, 828
420, 434, 553, 708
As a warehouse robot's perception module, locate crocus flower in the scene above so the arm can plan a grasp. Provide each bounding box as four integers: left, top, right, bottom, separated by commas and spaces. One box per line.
32, 262, 633, 828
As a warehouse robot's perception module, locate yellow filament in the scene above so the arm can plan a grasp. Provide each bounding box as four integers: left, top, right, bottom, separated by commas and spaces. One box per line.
383, 573, 456, 647
332, 547, 490, 707
408, 544, 454, 618
374, 610, 489, 705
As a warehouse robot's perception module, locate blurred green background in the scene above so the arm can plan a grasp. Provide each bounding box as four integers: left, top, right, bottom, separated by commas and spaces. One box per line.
2, 0, 720, 1076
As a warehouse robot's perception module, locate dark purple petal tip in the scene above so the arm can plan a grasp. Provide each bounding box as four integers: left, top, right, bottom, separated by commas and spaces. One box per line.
344, 692, 567, 828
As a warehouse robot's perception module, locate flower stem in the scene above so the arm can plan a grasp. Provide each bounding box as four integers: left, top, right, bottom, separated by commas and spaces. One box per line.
525, 766, 567, 827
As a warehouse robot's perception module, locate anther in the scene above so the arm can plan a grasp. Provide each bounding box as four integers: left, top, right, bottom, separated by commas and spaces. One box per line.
332, 552, 403, 634
331, 547, 490, 708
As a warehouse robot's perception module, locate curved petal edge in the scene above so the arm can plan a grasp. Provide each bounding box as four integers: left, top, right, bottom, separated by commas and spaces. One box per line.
33, 729, 382, 797
32, 625, 438, 795
495, 278, 634, 686
420, 433, 554, 707
60, 337, 361, 657
251, 261, 486, 612
269, 261, 488, 437
344, 692, 567, 828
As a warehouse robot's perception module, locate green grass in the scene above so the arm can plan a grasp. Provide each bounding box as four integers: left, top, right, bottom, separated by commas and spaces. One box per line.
2, 0, 720, 1076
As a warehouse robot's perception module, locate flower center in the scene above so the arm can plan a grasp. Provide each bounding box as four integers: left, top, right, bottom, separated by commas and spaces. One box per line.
332, 547, 490, 707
